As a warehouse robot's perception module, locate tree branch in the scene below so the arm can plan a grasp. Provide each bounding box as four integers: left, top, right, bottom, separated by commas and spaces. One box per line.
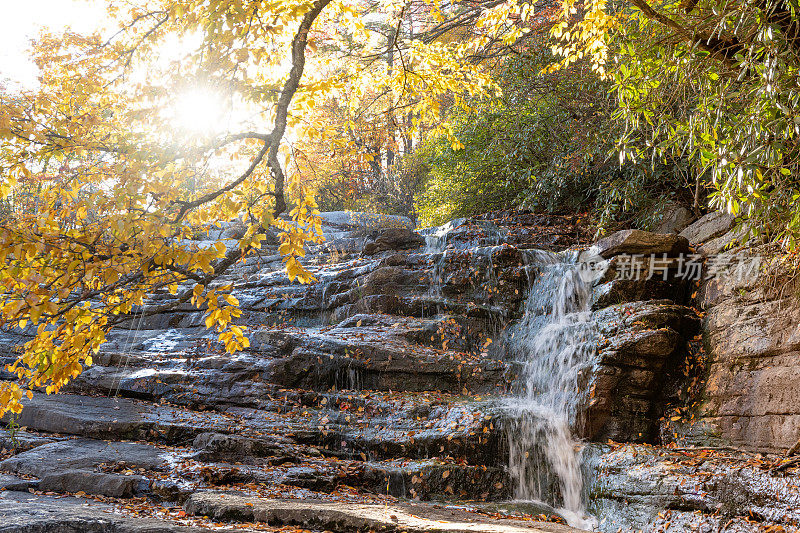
113, 0, 335, 324
630, 0, 741, 65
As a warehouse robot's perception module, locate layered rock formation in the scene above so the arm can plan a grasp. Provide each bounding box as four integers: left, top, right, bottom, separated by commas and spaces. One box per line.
0, 210, 797, 533
674, 219, 800, 453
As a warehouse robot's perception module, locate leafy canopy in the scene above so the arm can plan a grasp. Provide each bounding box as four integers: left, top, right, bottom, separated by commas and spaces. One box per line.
553, 0, 800, 247
0, 0, 534, 416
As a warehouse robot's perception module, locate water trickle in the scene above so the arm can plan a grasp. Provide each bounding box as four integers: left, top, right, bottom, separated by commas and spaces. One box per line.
423, 225, 452, 315
421, 218, 461, 254
421, 219, 508, 318
504, 250, 599, 529
428, 250, 448, 306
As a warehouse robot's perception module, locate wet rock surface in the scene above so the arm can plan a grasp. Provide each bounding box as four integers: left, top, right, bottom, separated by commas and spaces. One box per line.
0, 211, 796, 532
0, 212, 590, 533
585, 443, 800, 532
587, 300, 700, 443
0, 439, 166, 498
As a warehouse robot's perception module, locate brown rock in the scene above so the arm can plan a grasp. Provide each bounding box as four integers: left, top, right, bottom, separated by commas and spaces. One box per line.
363, 228, 424, 255
591, 229, 689, 259
679, 250, 800, 452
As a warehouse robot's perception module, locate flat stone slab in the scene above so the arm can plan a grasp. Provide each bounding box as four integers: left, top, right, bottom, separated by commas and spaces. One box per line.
1, 438, 170, 498
1, 438, 167, 477
0, 429, 56, 452
0, 491, 256, 533
4, 393, 232, 443
184, 491, 585, 532
0, 474, 37, 492
590, 229, 689, 259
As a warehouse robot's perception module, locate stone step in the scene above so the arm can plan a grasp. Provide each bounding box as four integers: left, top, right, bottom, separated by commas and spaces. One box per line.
4, 393, 233, 444
361, 459, 510, 501
0, 438, 173, 499
183, 490, 585, 532
0, 491, 257, 532
7, 392, 506, 467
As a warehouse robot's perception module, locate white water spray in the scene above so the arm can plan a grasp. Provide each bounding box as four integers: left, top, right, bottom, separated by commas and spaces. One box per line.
504, 251, 599, 529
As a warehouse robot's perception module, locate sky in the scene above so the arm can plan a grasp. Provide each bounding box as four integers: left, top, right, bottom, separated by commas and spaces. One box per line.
0, 1, 266, 139
0, 0, 107, 87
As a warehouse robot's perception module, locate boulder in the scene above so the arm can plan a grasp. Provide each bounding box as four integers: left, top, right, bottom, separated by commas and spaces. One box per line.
419, 219, 508, 252
651, 204, 694, 234
221, 220, 248, 239
679, 211, 735, 244
696, 224, 749, 256
200, 219, 247, 240
590, 229, 689, 259
362, 228, 425, 255
361, 461, 510, 501
0, 438, 172, 499
263, 327, 509, 394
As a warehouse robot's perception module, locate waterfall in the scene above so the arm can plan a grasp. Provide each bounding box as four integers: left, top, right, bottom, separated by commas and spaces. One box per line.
422, 219, 508, 314
504, 250, 599, 529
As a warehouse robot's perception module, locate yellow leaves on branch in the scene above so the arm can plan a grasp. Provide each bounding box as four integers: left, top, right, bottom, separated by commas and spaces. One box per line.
0, 382, 30, 417
198, 287, 249, 353
1, 0, 536, 418
549, 0, 618, 77
0, 0, 343, 418
275, 182, 324, 284
0, 302, 106, 417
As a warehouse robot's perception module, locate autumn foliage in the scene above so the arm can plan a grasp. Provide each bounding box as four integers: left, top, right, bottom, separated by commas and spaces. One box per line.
0, 0, 551, 416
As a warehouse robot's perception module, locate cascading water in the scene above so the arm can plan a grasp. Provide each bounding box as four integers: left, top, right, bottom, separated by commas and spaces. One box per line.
504, 250, 600, 530
422, 219, 508, 310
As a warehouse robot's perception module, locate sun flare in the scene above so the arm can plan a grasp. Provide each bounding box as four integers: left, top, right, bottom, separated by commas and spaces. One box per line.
172, 89, 226, 135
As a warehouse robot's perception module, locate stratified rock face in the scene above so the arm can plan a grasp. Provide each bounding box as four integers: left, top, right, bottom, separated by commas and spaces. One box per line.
578, 230, 699, 444
586, 301, 699, 443
674, 247, 800, 453
643, 210, 800, 453
2, 210, 790, 533
584, 443, 800, 533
